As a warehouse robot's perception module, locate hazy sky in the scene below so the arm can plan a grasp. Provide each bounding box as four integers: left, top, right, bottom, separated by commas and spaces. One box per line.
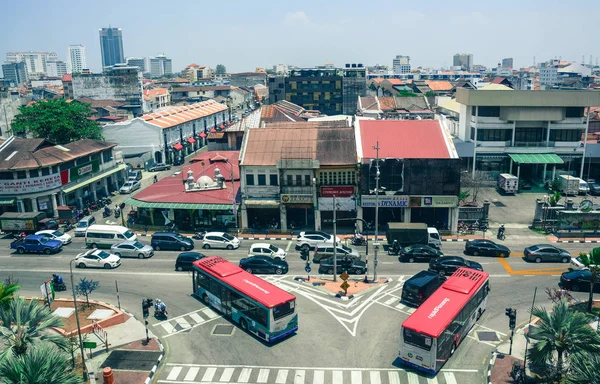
1, 0, 598, 74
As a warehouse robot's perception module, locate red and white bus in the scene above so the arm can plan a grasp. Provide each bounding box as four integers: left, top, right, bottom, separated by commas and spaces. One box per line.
192, 256, 298, 343
399, 268, 490, 374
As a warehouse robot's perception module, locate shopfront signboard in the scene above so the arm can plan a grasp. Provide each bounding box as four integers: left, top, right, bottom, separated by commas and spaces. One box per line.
281, 194, 313, 204
60, 160, 100, 184
360, 195, 408, 208
0, 174, 63, 195
320, 186, 355, 198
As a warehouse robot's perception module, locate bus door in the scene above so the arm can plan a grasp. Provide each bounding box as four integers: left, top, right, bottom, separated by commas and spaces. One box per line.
220, 287, 232, 317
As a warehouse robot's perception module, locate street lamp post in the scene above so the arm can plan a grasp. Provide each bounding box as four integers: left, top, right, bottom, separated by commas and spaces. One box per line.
69, 258, 87, 380
373, 141, 380, 283
332, 195, 337, 282
226, 160, 238, 230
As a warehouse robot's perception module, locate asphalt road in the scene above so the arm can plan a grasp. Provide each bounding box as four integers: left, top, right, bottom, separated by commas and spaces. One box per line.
1, 236, 595, 384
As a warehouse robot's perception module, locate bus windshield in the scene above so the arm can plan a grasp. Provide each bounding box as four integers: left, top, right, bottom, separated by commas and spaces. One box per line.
273, 300, 295, 320
123, 230, 135, 239
403, 328, 432, 351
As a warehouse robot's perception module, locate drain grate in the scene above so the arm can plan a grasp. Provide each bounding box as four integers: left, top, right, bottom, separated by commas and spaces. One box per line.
492, 201, 506, 207
212, 324, 235, 336
477, 331, 500, 342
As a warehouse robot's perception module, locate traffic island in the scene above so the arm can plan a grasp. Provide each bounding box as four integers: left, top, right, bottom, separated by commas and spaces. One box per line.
294, 276, 390, 299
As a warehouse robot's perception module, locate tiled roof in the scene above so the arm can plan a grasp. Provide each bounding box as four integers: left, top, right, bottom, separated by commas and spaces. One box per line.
387, 79, 404, 85
425, 80, 453, 91
372, 78, 385, 83
184, 63, 206, 69
358, 120, 455, 160
378, 97, 397, 112
140, 100, 228, 129
394, 96, 428, 111
62, 74, 72, 82
359, 97, 379, 111
144, 88, 168, 96
260, 105, 303, 123
273, 100, 305, 116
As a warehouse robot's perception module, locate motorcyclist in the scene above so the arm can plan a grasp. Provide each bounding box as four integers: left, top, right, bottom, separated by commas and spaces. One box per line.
52, 274, 64, 284
389, 239, 400, 254
497, 224, 506, 240
154, 298, 167, 315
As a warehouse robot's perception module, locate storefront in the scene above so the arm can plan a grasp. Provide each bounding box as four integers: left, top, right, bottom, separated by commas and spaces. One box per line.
358, 195, 407, 230
245, 200, 280, 230
280, 193, 315, 231
61, 164, 128, 209
318, 186, 357, 231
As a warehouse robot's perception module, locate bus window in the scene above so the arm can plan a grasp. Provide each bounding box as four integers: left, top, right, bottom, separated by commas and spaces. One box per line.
273, 300, 295, 320
403, 328, 432, 351
197, 273, 210, 290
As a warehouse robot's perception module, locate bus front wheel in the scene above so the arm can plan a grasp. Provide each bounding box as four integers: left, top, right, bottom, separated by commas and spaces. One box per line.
239, 318, 248, 331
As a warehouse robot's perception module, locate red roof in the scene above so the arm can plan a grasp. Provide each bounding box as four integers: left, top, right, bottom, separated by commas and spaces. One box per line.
402, 268, 489, 338
62, 74, 72, 82
192, 256, 295, 308
173, 143, 184, 151
387, 79, 404, 85
359, 120, 451, 159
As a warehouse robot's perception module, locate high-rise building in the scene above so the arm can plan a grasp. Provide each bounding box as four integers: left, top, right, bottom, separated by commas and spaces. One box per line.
46, 60, 67, 77
453, 53, 473, 71
149, 54, 172, 78
1, 62, 28, 86
392, 55, 411, 74
99, 27, 125, 70
67, 45, 87, 73
5, 51, 58, 76
126, 57, 147, 72
501, 58, 513, 69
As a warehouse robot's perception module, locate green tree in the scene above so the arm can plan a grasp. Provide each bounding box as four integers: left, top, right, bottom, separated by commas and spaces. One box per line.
425, 90, 438, 97
396, 90, 418, 97
566, 351, 600, 384
0, 297, 68, 360
0, 343, 83, 384
458, 190, 471, 205
578, 248, 600, 312
11, 99, 103, 144
216, 64, 227, 75
75, 277, 99, 306
527, 299, 600, 382
0, 282, 20, 310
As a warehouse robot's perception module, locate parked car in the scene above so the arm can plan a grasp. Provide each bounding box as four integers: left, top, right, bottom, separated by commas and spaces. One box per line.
35, 230, 72, 245
119, 180, 141, 194
464, 239, 510, 257
313, 243, 360, 263
239, 256, 289, 275
318, 255, 367, 275
37, 218, 59, 231
175, 252, 206, 271
75, 249, 121, 269
129, 170, 143, 181
428, 256, 483, 276
149, 163, 171, 172
151, 232, 194, 251
570, 254, 597, 270
295, 231, 340, 250
401, 270, 446, 307
559, 269, 600, 292
399, 245, 443, 263
589, 183, 600, 196
248, 243, 287, 260
111, 240, 154, 258
523, 244, 571, 263
202, 232, 240, 250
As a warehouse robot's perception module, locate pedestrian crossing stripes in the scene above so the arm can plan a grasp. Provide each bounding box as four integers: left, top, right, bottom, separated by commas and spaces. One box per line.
158, 365, 476, 384
157, 307, 221, 337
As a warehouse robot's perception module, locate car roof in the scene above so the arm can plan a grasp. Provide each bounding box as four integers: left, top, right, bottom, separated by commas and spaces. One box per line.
245, 255, 271, 261
205, 231, 226, 236
113, 240, 139, 246
250, 243, 272, 248
470, 239, 493, 244
153, 232, 180, 236
438, 256, 464, 262
178, 251, 204, 258
405, 270, 441, 287
25, 234, 45, 240
36, 230, 56, 234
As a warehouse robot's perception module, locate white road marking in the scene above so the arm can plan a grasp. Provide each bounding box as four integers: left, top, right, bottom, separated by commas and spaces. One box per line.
407, 372, 420, 384
369, 371, 381, 384
202, 307, 219, 319
351, 370, 362, 384
444, 372, 458, 384
407, 307, 416, 314
395, 303, 405, 310
275, 369, 288, 383
294, 369, 305, 384
175, 317, 191, 329
256, 369, 269, 383
286, 241, 292, 251
161, 322, 176, 333
387, 371, 400, 384
219, 367, 234, 382
189, 312, 204, 323
163, 363, 479, 373
201, 367, 216, 381
184, 367, 199, 381
384, 297, 397, 305
166, 367, 182, 380
332, 371, 343, 383
237, 368, 252, 383
313, 370, 324, 384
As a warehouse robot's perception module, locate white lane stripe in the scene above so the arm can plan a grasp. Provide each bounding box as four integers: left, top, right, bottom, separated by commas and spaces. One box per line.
427, 378, 437, 384
294, 370, 305, 384
201, 367, 216, 381
189, 312, 204, 323
219, 367, 234, 382
351, 371, 362, 384
161, 322, 176, 333
369, 371, 381, 384
332, 371, 343, 383
388, 371, 400, 384
395, 303, 405, 310
202, 307, 219, 319
183, 367, 199, 381
313, 370, 324, 384
257, 369, 270, 383
407, 372, 420, 384
275, 370, 288, 384
407, 308, 416, 314
166, 366, 182, 380
175, 317, 191, 329
384, 297, 397, 305
444, 372, 457, 384
238, 368, 252, 383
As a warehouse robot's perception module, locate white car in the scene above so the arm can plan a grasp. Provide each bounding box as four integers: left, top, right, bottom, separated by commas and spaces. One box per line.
248, 243, 287, 260
35, 230, 72, 245
570, 255, 596, 270
119, 181, 141, 194
202, 232, 240, 250
296, 231, 341, 250
75, 249, 121, 269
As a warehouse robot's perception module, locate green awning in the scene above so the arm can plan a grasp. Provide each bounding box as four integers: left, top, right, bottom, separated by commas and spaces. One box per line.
124, 197, 233, 211
508, 154, 564, 164
62, 164, 128, 193
0, 198, 16, 205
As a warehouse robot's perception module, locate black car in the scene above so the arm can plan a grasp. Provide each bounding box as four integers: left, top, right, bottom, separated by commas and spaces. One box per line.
151, 232, 194, 251
399, 245, 444, 263
589, 183, 600, 196
175, 251, 206, 271
428, 256, 483, 276
465, 239, 510, 257
318, 255, 367, 275
239, 256, 288, 275
559, 269, 600, 292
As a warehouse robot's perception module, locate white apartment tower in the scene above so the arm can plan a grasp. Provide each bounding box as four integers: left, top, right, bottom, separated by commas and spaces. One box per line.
6, 51, 58, 76
67, 45, 87, 73
393, 55, 411, 74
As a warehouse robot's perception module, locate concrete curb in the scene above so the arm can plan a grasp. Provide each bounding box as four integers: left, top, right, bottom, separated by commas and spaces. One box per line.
556, 239, 600, 243
488, 350, 497, 384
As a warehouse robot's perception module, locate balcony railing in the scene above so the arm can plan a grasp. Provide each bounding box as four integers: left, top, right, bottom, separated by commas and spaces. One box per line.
280, 185, 314, 195
513, 141, 556, 147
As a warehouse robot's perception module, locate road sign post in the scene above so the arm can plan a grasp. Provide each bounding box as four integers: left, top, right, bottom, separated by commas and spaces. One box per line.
305, 265, 311, 281
340, 271, 349, 296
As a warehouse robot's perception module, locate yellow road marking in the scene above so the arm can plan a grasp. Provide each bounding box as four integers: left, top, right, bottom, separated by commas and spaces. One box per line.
497, 258, 568, 275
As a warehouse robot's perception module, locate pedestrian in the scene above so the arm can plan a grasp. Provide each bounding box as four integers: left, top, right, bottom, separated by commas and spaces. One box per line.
154, 175, 158, 183
144, 224, 148, 234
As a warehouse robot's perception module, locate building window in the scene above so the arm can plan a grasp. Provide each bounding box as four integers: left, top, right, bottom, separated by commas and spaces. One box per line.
565, 107, 584, 118
295, 175, 302, 186
41, 167, 50, 176
29, 169, 39, 178
286, 175, 293, 186
269, 174, 278, 186
477, 129, 512, 141
16, 171, 27, 179
515, 128, 544, 143
102, 151, 112, 163
304, 175, 311, 186
257, 174, 266, 185
60, 160, 75, 171
550, 129, 583, 142
0, 172, 13, 180
472, 106, 500, 117
245, 174, 255, 186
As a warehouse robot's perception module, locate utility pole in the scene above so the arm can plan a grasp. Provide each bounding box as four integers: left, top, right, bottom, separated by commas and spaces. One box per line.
373, 141, 380, 282
332, 195, 337, 282
227, 160, 238, 229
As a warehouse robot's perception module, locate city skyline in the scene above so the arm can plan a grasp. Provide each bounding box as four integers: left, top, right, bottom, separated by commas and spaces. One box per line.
1, 0, 599, 74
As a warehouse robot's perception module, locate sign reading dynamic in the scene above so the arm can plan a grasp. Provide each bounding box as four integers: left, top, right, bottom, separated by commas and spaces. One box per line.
60, 160, 100, 184
360, 195, 408, 207
0, 174, 63, 195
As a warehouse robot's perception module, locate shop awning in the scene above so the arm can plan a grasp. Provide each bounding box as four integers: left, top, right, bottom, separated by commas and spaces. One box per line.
0, 198, 16, 205
124, 197, 233, 211
208, 132, 225, 139
245, 200, 280, 208
508, 154, 564, 164
187, 137, 196, 144
62, 164, 127, 194
199, 132, 207, 138
173, 143, 184, 151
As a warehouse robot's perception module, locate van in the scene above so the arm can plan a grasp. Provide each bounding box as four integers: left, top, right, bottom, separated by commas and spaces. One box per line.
313, 243, 360, 263
152, 232, 194, 251
401, 270, 446, 307
74, 216, 96, 237
85, 225, 137, 248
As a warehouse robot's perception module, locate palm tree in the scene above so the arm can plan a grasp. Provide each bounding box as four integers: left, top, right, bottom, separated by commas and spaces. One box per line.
0, 343, 83, 384
0, 282, 20, 310
578, 248, 600, 312
527, 299, 600, 382
566, 351, 600, 384
0, 297, 68, 360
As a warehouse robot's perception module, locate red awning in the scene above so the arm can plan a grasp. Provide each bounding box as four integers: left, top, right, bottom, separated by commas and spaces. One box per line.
220, 124, 225, 129
199, 132, 207, 138
173, 143, 184, 151
210, 128, 217, 133
187, 137, 196, 144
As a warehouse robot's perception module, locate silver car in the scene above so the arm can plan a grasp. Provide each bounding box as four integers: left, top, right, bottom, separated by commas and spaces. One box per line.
111, 240, 154, 258
119, 180, 141, 194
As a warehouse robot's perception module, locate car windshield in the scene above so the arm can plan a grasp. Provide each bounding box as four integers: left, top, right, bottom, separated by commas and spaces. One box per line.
123, 230, 135, 239
133, 241, 144, 249
341, 245, 351, 252
97, 251, 111, 259
77, 222, 88, 228
222, 233, 235, 241
529, 246, 540, 251
52, 231, 63, 237
174, 234, 187, 241
123, 182, 133, 187
464, 260, 472, 267
269, 245, 279, 252
39, 237, 49, 244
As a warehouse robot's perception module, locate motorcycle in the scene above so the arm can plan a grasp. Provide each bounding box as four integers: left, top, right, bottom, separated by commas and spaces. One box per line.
192, 231, 206, 240
114, 207, 121, 219
52, 274, 67, 291
102, 206, 112, 218
13, 232, 26, 241
497, 225, 506, 240
82, 207, 91, 217
154, 299, 167, 318
351, 233, 367, 246
387, 241, 401, 256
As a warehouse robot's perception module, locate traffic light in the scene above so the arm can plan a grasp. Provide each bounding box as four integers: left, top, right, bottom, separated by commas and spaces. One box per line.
300, 248, 309, 262
505, 307, 517, 329
119, 202, 126, 210
142, 298, 153, 318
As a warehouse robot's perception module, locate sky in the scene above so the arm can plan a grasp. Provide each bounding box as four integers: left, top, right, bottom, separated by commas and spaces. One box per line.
1, 0, 598, 74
